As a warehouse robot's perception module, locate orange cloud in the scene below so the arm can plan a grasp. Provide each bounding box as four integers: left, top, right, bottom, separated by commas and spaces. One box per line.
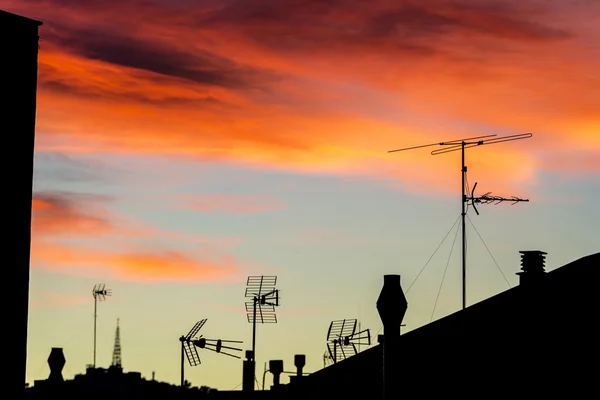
32, 190, 240, 245
5, 0, 599, 195
30, 191, 243, 283
31, 241, 241, 284
177, 193, 284, 213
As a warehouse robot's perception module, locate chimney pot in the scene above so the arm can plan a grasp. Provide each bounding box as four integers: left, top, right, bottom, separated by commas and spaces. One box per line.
517, 250, 547, 285
377, 275, 407, 400
376, 274, 408, 335
294, 354, 305, 376
48, 348, 65, 382
269, 360, 284, 388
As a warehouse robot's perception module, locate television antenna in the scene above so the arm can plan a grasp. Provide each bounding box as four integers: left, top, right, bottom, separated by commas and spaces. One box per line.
178, 319, 243, 387
388, 133, 532, 310
92, 284, 111, 368
326, 319, 371, 364
245, 275, 279, 388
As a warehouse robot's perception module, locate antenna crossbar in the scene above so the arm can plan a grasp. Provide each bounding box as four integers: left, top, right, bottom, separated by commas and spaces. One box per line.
388, 134, 497, 153
431, 133, 532, 155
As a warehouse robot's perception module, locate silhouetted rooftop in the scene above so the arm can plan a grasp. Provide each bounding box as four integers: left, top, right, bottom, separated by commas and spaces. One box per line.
0, 9, 42, 26
285, 251, 600, 396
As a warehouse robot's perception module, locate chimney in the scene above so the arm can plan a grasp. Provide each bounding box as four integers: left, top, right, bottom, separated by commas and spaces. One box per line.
48, 348, 65, 383
294, 354, 305, 377
269, 360, 284, 389
517, 250, 547, 285
242, 350, 255, 392
289, 354, 306, 385
376, 275, 407, 400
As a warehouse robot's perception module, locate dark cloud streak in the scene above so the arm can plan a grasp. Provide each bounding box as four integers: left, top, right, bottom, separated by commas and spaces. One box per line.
44, 23, 279, 90
197, 0, 573, 53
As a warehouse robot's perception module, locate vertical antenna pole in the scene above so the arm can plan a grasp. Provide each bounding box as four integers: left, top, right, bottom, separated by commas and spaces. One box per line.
252, 297, 257, 360
180, 342, 184, 387
93, 296, 97, 368
252, 296, 257, 389
461, 143, 467, 310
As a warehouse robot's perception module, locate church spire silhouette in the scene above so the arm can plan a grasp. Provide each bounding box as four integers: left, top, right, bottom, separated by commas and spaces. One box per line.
111, 318, 122, 369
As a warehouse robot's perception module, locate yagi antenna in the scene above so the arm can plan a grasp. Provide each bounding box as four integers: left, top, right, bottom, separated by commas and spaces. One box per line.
326, 319, 371, 364
178, 319, 242, 387
192, 337, 243, 359
245, 275, 280, 390
388, 133, 532, 310
92, 284, 111, 368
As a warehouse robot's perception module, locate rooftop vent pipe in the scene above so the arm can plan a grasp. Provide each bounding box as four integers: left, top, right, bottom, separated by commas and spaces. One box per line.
242, 350, 255, 392
269, 360, 284, 389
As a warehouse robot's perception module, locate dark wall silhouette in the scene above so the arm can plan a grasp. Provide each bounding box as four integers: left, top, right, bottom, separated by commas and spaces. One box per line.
0, 9, 42, 397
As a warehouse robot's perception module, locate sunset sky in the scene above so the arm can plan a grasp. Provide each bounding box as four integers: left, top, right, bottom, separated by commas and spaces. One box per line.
4, 0, 599, 390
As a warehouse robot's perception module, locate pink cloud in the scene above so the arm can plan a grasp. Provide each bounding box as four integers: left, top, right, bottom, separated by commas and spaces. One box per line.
177, 193, 285, 213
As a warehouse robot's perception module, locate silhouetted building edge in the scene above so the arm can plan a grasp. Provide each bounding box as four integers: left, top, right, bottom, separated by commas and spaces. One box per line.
1, 8, 43, 398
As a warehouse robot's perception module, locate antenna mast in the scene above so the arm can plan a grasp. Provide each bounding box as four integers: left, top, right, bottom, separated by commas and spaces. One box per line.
388, 133, 532, 310
92, 284, 111, 368
245, 275, 279, 390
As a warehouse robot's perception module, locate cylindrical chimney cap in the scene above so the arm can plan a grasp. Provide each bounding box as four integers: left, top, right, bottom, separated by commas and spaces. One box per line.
384, 275, 400, 286
269, 360, 284, 374
245, 350, 254, 360
519, 250, 547, 273
294, 354, 305, 368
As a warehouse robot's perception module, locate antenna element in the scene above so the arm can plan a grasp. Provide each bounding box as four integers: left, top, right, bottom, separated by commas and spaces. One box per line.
178, 319, 242, 387
326, 319, 371, 364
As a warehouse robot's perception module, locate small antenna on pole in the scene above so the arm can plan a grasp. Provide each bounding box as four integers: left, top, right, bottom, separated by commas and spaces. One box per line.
178, 319, 243, 387
388, 133, 532, 310
244, 276, 279, 390
92, 284, 111, 368
325, 319, 371, 365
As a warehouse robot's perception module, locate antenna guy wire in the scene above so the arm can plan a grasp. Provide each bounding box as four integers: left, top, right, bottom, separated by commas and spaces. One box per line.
406, 215, 462, 294
466, 215, 512, 288
430, 221, 461, 321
